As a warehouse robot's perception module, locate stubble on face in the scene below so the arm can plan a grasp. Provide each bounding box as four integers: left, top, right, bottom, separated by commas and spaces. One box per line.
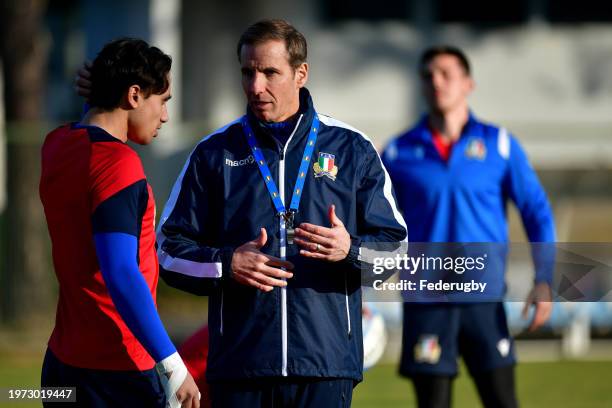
240, 40, 305, 123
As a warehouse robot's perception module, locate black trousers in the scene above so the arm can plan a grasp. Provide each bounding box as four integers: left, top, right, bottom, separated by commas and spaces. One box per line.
41, 348, 166, 407
210, 377, 355, 408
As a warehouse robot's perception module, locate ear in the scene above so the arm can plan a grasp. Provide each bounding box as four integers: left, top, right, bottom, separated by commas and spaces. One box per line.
294, 62, 308, 88
463, 76, 475, 97
125, 85, 142, 109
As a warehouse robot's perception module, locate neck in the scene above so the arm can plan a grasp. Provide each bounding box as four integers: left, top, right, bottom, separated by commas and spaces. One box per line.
428, 105, 469, 142
80, 108, 128, 142
272, 105, 300, 124
264, 111, 300, 126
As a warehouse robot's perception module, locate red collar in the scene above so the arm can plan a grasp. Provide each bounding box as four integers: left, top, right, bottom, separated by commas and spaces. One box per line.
429, 125, 453, 162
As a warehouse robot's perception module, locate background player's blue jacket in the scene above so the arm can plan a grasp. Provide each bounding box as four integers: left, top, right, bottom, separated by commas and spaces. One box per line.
382, 113, 555, 288
157, 88, 407, 382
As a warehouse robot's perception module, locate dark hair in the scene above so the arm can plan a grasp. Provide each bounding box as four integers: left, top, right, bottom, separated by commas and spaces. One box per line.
88, 38, 172, 110
236, 19, 307, 69
419, 45, 471, 76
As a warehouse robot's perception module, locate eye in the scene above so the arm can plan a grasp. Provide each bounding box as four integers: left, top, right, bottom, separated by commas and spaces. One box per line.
241, 68, 254, 78
421, 72, 433, 81
263, 68, 279, 77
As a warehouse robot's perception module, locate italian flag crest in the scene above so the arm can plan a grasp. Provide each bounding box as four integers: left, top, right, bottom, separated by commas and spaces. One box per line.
313, 152, 338, 180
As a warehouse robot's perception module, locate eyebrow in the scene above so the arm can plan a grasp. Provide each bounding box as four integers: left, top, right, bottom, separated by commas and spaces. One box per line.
241, 66, 280, 74
164, 95, 172, 102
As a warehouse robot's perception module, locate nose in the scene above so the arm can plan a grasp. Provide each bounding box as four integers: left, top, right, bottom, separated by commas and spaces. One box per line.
248, 72, 266, 95
161, 104, 169, 123
431, 71, 444, 89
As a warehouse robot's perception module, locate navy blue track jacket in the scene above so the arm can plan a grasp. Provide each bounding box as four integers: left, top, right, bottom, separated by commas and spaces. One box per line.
157, 89, 407, 382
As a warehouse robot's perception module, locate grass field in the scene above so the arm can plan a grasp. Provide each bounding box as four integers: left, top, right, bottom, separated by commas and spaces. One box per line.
353, 361, 612, 407
1, 355, 611, 407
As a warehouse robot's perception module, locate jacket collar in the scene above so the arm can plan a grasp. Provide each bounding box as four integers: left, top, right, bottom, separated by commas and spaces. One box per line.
245, 88, 316, 150
414, 110, 479, 143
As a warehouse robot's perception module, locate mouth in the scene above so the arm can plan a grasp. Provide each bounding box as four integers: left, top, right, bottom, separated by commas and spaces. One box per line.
251, 100, 271, 109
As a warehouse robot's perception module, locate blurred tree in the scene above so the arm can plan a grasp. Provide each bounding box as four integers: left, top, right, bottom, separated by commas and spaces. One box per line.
0, 0, 52, 325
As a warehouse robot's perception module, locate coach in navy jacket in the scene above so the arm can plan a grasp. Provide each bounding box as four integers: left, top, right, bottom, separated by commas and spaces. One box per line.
156, 19, 406, 403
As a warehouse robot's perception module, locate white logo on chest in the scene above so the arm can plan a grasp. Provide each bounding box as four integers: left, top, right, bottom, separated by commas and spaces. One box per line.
225, 155, 255, 167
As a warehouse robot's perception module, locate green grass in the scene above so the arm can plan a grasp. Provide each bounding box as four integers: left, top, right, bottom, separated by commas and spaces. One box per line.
1, 357, 611, 407
353, 361, 612, 408
0, 352, 43, 408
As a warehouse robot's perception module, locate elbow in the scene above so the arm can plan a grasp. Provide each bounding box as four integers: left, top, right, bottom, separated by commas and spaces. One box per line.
160, 268, 215, 296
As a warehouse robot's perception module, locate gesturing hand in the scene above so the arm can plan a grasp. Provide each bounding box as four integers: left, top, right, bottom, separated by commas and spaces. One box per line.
294, 204, 351, 262
231, 228, 294, 292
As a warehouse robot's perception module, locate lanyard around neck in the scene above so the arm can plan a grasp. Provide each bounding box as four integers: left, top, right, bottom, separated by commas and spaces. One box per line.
241, 114, 319, 221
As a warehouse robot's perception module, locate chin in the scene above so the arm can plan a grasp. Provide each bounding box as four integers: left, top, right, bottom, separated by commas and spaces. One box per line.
253, 109, 277, 123
255, 112, 271, 122
132, 135, 154, 145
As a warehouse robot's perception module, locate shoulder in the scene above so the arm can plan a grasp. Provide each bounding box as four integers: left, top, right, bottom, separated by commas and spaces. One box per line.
89, 139, 147, 208
95, 139, 144, 176
382, 123, 424, 164
43, 123, 72, 142
469, 117, 518, 160
89, 145, 147, 211
317, 114, 377, 156
42, 124, 80, 161
192, 118, 243, 156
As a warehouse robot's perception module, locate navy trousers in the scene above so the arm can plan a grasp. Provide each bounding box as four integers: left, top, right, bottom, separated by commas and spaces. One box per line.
41, 348, 166, 407
210, 377, 355, 408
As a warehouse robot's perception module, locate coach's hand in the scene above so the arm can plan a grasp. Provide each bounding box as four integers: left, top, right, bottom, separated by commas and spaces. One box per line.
74, 60, 93, 98
522, 282, 552, 332
295, 204, 350, 262
231, 228, 294, 292
175, 372, 200, 408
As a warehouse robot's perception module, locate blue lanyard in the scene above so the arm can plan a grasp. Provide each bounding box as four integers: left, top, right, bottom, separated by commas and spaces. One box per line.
241, 114, 319, 223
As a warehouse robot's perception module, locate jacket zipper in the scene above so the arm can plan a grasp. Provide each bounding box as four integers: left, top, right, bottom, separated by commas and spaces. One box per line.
279, 114, 303, 377
345, 272, 351, 336
219, 288, 224, 335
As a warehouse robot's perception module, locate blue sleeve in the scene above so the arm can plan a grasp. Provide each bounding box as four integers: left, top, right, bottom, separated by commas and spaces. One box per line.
505, 136, 556, 284
94, 232, 176, 362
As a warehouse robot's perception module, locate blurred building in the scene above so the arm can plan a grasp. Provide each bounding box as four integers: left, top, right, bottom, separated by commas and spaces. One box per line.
2, 0, 611, 339
35, 0, 612, 214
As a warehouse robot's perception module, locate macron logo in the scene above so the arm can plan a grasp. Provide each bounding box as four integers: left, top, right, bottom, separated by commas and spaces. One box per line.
225, 155, 255, 167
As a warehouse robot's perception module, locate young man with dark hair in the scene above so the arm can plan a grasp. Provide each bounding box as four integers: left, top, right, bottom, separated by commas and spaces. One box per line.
40, 38, 199, 408
382, 46, 556, 408
155, 19, 407, 407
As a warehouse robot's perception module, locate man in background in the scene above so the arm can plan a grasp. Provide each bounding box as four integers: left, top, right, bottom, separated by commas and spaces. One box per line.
382, 46, 555, 408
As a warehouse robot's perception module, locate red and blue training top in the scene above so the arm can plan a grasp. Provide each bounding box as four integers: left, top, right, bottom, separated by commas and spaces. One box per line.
40, 124, 158, 370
